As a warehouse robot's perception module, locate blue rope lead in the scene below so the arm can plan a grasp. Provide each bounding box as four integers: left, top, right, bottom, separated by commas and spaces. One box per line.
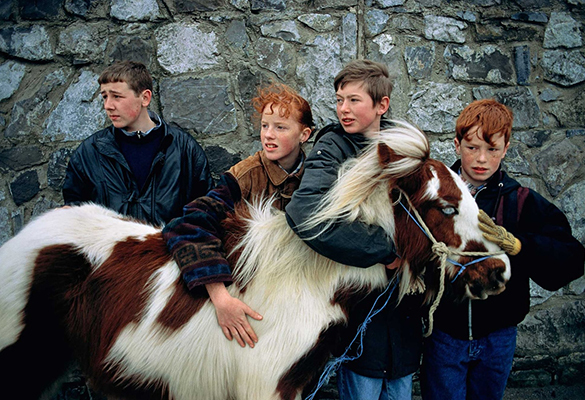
304, 276, 400, 400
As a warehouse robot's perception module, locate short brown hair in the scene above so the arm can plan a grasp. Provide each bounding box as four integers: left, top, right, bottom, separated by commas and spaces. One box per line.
98, 61, 153, 95
456, 99, 514, 145
334, 59, 393, 105
252, 82, 314, 130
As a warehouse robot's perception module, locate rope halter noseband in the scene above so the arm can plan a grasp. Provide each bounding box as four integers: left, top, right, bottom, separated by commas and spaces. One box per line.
395, 188, 505, 337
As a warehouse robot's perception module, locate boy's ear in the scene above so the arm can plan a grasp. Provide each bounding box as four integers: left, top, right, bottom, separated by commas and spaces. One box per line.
376, 96, 390, 116
300, 126, 312, 144
377, 142, 404, 167
454, 138, 461, 155
140, 89, 153, 107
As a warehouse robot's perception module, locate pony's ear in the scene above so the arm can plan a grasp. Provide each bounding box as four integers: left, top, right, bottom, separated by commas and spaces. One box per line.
377, 142, 405, 167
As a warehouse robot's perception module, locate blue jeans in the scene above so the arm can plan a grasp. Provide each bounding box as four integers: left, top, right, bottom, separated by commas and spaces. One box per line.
337, 365, 413, 400
420, 327, 517, 400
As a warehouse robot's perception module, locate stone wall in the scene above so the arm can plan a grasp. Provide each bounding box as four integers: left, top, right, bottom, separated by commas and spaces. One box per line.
0, 0, 584, 393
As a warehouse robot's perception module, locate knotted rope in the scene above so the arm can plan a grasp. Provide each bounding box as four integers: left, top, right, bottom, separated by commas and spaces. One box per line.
396, 189, 505, 337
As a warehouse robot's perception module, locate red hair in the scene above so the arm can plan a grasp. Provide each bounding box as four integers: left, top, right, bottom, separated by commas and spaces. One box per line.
456, 99, 513, 145
252, 83, 313, 130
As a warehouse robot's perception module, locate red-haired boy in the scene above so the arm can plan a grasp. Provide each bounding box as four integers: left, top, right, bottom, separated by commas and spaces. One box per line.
420, 99, 584, 400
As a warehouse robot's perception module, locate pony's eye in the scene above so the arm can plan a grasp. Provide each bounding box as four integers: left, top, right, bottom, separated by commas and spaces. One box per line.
442, 207, 457, 216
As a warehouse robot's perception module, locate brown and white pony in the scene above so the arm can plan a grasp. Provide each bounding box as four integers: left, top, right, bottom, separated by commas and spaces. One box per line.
0, 122, 509, 400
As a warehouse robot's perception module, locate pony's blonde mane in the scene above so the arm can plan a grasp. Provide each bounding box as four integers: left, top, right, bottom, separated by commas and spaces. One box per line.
300, 120, 430, 238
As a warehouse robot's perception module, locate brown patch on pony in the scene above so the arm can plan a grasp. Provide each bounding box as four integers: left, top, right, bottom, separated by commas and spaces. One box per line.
0, 244, 89, 400
276, 323, 345, 400
377, 142, 405, 167
222, 202, 252, 292
157, 283, 208, 330
31, 233, 176, 397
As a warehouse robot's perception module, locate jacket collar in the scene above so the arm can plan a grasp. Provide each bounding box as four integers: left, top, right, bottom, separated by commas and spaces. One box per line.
260, 150, 304, 186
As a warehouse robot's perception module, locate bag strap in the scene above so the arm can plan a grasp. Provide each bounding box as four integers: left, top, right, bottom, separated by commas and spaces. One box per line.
496, 186, 530, 226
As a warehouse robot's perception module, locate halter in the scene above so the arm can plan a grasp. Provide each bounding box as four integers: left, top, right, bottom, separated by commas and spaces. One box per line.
395, 188, 505, 337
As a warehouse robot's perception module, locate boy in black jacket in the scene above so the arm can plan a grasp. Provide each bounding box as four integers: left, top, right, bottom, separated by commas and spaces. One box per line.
420, 99, 585, 400
286, 60, 421, 400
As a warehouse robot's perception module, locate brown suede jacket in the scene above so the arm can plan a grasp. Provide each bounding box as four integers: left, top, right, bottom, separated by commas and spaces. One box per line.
229, 150, 303, 211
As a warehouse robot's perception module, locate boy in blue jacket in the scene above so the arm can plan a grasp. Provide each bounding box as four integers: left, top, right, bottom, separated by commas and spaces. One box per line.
420, 99, 585, 400
286, 59, 422, 400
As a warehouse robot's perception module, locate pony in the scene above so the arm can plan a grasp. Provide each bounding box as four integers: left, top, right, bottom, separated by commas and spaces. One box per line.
0, 122, 510, 400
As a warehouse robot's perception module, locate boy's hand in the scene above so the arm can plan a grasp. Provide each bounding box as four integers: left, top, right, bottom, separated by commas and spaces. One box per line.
206, 282, 263, 348
478, 210, 522, 255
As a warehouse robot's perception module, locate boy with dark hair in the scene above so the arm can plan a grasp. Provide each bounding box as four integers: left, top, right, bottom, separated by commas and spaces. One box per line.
286, 59, 422, 400
420, 98, 585, 400
63, 60, 212, 225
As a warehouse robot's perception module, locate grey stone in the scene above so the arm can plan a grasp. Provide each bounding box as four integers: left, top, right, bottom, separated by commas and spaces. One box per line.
48, 148, 74, 191
0, 0, 15, 21
511, 12, 548, 23
444, 45, 514, 84
255, 38, 295, 79
109, 36, 154, 67
42, 70, 107, 142
110, 0, 162, 21
430, 139, 458, 167
65, 0, 93, 17
57, 23, 108, 64
260, 20, 301, 43
514, 45, 530, 86
236, 68, 267, 133
0, 206, 9, 246
541, 50, 585, 87
456, 11, 477, 23
365, 9, 388, 37
550, 90, 585, 127
517, 298, 585, 358
374, 0, 405, 7
407, 83, 469, 133
340, 12, 357, 63
544, 12, 582, 49
5, 69, 70, 138
159, 76, 236, 135
473, 86, 540, 130
388, 14, 418, 33
539, 87, 561, 102
250, 0, 286, 11
566, 129, 585, 138
533, 139, 581, 197
502, 145, 532, 176
307, 0, 357, 10
296, 33, 342, 126
514, 130, 550, 148
175, 0, 223, 12
156, 23, 219, 74
0, 146, 43, 171
0, 61, 26, 102
298, 13, 337, 32
424, 15, 466, 44
558, 352, 585, 385
0, 25, 53, 61
20, 0, 61, 19
225, 20, 249, 49
230, 0, 248, 10
204, 145, 242, 176
32, 197, 61, 217
10, 170, 39, 206
558, 181, 585, 243
404, 45, 435, 80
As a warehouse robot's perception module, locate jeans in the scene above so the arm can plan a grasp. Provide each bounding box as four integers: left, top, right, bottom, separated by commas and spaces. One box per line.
337, 365, 413, 400
420, 327, 517, 400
